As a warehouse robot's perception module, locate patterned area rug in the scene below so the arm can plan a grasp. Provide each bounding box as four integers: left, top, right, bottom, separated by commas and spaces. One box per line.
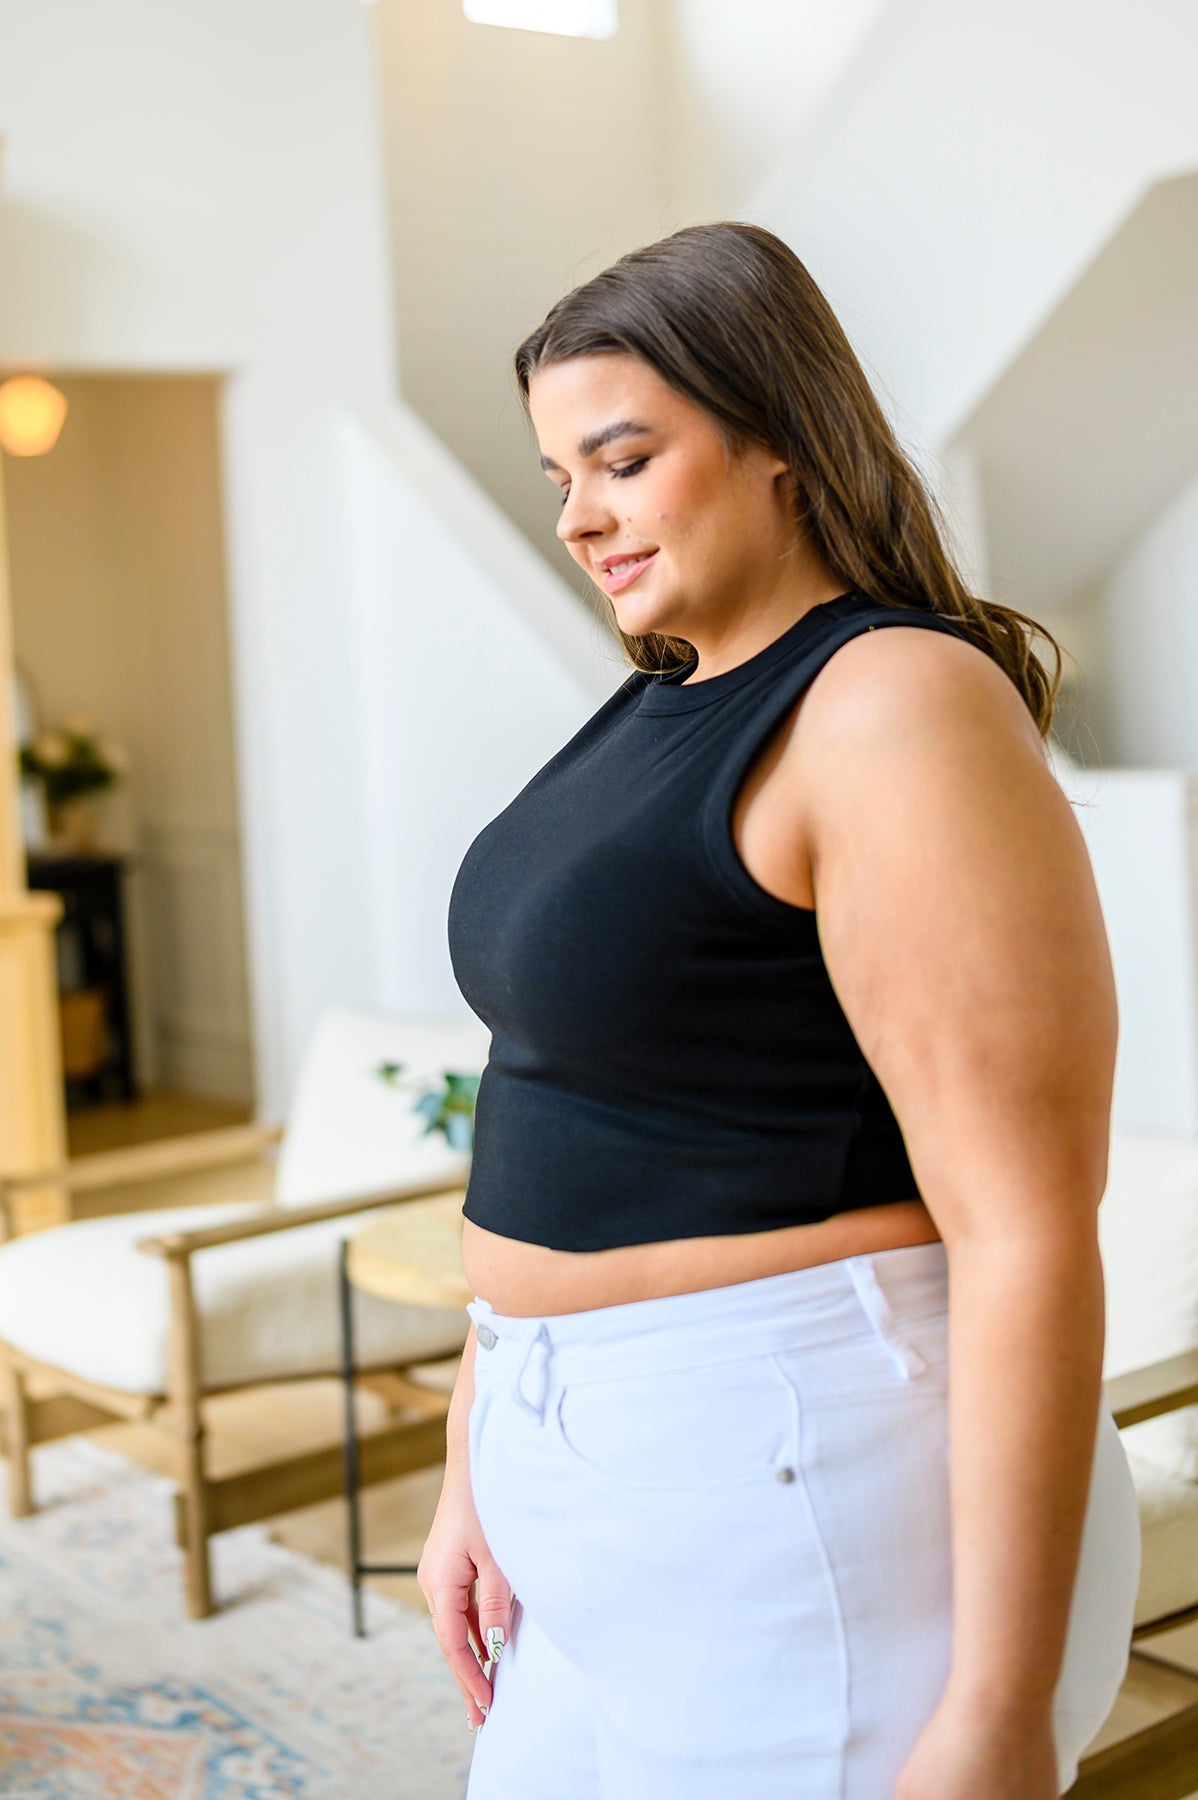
0, 1439, 473, 1798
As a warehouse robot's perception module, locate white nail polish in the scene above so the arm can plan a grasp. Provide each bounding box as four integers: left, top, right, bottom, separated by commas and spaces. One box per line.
485, 1626, 506, 1663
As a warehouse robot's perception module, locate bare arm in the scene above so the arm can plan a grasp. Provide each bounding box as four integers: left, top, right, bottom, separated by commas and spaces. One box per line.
794, 627, 1117, 1760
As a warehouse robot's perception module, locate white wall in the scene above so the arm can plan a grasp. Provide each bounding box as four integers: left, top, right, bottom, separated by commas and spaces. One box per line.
371, 0, 898, 585
949, 175, 1198, 640
0, 0, 595, 1117
663, 0, 890, 223
371, 0, 674, 592
4, 375, 253, 1101
757, 0, 1198, 462
1058, 761, 1198, 1135
334, 403, 622, 1016
1082, 468, 1198, 771
0, 0, 397, 1117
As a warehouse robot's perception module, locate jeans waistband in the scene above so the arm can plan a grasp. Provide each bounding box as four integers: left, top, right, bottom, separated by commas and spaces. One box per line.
466, 1240, 948, 1421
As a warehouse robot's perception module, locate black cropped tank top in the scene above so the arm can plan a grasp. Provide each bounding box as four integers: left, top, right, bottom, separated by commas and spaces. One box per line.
447, 590, 972, 1251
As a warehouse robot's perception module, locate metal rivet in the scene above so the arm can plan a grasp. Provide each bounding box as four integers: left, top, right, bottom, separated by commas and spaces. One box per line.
477, 1325, 498, 1349
776, 1465, 796, 1483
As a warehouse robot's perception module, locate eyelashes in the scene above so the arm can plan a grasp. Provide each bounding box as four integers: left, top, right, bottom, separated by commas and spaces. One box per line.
558, 458, 649, 507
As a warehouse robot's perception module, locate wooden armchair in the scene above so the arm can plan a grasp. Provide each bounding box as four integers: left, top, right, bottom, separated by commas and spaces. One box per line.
1072, 1131, 1198, 1797
0, 1008, 489, 1619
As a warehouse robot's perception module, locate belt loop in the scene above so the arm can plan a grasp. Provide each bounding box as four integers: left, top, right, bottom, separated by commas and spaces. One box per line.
513, 1321, 554, 1423
846, 1256, 928, 1380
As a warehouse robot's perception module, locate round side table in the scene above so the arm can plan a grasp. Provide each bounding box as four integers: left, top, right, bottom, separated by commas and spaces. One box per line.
339, 1189, 472, 1635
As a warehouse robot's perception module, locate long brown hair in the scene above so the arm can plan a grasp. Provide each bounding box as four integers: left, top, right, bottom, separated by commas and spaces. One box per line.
514, 221, 1063, 738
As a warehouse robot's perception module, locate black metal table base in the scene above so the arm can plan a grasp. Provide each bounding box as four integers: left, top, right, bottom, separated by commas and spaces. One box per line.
339, 1238, 420, 1637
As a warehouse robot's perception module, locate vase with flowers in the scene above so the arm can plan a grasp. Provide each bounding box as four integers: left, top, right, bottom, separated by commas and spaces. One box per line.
18, 714, 129, 855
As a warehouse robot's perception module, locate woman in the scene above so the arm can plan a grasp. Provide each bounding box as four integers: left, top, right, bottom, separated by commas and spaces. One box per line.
419, 222, 1141, 1799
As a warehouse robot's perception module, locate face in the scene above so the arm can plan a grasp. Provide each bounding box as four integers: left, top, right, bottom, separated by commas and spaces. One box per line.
527, 352, 801, 645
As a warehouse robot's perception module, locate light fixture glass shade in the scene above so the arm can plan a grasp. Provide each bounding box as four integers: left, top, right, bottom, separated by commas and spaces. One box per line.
0, 376, 69, 456
463, 0, 617, 38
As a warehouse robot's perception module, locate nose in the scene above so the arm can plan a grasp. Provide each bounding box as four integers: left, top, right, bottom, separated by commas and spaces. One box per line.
556, 481, 612, 546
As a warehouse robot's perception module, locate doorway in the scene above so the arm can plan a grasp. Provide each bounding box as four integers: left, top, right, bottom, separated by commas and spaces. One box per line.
3, 372, 254, 1156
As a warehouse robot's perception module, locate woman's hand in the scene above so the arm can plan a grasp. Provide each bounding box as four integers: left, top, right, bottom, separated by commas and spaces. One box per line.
418, 1470, 512, 1730
894, 1693, 1059, 1799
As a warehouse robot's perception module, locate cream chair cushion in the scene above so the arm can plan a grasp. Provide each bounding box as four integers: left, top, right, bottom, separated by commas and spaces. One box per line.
0, 1201, 468, 1395
273, 1009, 491, 1208
1098, 1130, 1198, 1630
1100, 1130, 1198, 1482
0, 1007, 490, 1396
1128, 1448, 1198, 1629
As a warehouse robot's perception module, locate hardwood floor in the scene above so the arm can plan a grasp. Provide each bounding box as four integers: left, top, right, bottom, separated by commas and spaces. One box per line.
66, 1089, 253, 1158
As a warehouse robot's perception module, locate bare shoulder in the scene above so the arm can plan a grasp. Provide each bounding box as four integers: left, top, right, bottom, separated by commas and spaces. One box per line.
748, 618, 1058, 917
793, 614, 1046, 769
788, 614, 1072, 913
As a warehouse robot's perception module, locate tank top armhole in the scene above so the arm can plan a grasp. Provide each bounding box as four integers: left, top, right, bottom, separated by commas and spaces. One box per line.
698, 607, 972, 932
696, 665, 823, 932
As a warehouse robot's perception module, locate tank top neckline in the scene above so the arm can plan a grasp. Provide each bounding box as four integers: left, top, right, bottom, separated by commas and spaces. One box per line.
637, 589, 863, 714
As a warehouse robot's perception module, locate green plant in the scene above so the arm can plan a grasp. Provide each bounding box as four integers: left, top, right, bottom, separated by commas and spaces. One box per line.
376, 1062, 480, 1152
19, 720, 127, 808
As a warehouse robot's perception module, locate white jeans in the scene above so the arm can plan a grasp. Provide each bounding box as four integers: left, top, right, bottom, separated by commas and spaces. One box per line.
463, 1241, 1140, 1798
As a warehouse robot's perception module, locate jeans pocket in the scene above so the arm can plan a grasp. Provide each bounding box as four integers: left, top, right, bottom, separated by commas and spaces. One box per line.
552, 1354, 795, 1492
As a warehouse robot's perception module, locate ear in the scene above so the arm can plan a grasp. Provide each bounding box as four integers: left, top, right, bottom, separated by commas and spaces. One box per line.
776, 464, 802, 507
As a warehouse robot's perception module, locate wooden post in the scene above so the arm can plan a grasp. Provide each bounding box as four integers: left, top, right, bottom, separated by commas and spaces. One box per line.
0, 447, 69, 1232
0, 1359, 32, 1516
0, 448, 22, 900
165, 1251, 214, 1618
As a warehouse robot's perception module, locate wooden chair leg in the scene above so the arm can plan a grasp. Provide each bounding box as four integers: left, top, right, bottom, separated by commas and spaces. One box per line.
165, 1253, 214, 1619
173, 1414, 214, 1620
1, 1360, 33, 1517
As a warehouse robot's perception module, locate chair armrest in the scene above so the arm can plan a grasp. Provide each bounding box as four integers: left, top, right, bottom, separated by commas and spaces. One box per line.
1105, 1349, 1198, 1428
134, 1163, 472, 1259
0, 1122, 285, 1200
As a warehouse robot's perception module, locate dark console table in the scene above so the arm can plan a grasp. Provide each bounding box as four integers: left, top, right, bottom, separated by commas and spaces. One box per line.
26, 853, 138, 1105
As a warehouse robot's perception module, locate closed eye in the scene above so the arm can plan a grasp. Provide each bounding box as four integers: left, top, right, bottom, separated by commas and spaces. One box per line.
557, 457, 649, 507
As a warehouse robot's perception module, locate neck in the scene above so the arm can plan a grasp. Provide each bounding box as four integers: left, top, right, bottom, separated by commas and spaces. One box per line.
678, 560, 847, 684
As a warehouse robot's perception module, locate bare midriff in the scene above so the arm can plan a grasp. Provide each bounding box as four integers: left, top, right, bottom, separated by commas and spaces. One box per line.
461, 1202, 942, 1317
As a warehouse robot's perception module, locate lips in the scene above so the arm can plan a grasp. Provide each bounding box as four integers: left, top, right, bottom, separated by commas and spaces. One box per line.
599, 550, 658, 594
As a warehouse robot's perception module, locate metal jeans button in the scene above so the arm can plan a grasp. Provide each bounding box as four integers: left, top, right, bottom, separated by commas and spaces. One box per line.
776, 1465, 796, 1483
477, 1325, 498, 1349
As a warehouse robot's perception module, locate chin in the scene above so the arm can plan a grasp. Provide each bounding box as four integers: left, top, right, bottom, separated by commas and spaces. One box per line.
609, 590, 675, 636
613, 608, 669, 642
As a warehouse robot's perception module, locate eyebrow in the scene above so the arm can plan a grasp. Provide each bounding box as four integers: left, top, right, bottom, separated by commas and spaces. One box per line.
539, 418, 653, 473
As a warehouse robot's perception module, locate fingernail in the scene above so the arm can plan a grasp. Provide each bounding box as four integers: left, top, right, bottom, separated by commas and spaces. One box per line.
485, 1626, 506, 1663
467, 1713, 476, 1732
